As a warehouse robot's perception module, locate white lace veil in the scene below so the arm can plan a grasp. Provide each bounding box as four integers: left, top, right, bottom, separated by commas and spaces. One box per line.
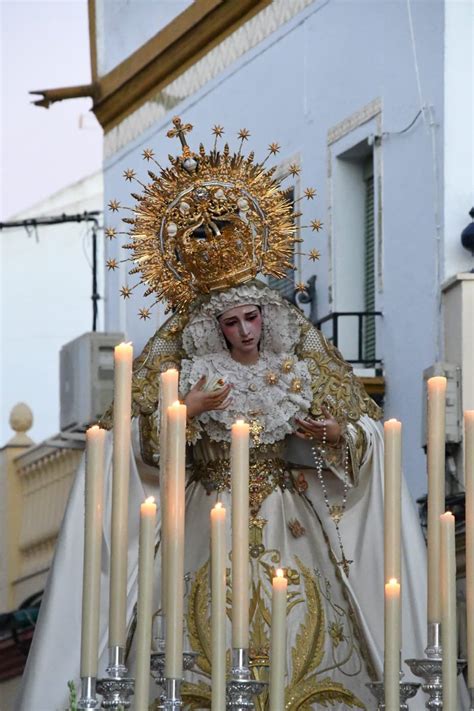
182, 282, 301, 358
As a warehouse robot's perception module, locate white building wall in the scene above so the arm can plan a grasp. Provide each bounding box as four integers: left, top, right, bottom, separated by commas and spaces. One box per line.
0, 172, 104, 445
100, 0, 472, 500
95, 0, 193, 77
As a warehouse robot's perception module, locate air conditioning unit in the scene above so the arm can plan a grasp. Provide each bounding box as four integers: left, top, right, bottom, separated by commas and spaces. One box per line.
421, 362, 462, 448
60, 332, 125, 431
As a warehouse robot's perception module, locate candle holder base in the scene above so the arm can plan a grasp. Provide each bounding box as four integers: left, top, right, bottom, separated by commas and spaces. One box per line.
150, 650, 198, 688
96, 678, 135, 709
365, 679, 421, 710
77, 676, 100, 709
96, 646, 135, 709
161, 678, 182, 710
405, 625, 466, 710
226, 649, 267, 711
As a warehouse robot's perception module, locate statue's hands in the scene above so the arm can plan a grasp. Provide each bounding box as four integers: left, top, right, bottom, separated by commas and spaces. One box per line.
184, 375, 232, 419
295, 407, 342, 445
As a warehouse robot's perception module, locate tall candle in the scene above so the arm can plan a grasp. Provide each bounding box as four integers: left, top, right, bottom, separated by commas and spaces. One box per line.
135, 497, 157, 710
440, 511, 457, 710
164, 401, 186, 679
159, 369, 179, 618
109, 342, 133, 647
231, 419, 250, 649
427, 376, 446, 623
80, 425, 105, 678
211, 503, 227, 710
384, 419, 402, 584
269, 569, 287, 711
465, 411, 474, 689
384, 579, 401, 711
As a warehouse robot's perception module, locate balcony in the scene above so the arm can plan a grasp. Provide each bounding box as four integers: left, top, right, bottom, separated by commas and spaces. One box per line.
316, 311, 384, 403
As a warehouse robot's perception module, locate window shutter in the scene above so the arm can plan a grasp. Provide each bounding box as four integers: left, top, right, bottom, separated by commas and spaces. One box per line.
364, 170, 376, 363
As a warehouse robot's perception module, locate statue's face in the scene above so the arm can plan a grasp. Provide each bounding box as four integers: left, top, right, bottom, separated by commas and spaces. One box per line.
218, 304, 262, 357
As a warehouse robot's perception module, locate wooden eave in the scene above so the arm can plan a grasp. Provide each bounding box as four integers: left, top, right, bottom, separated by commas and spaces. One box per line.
31, 0, 271, 131
92, 0, 271, 131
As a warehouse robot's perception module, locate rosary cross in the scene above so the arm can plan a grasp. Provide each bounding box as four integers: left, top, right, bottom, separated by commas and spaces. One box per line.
167, 116, 194, 149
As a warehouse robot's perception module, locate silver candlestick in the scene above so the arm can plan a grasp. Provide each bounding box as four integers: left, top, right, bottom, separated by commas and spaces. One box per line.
77, 676, 100, 709
150, 649, 198, 690
470, 687, 474, 711
405, 622, 466, 710
96, 646, 135, 709
366, 672, 421, 710
226, 648, 267, 710
162, 677, 182, 710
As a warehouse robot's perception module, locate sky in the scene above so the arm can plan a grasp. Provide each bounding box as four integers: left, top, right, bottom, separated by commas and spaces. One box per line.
0, 0, 103, 220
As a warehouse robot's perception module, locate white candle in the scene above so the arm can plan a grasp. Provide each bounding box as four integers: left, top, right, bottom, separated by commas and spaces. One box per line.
231, 419, 250, 649
384, 578, 401, 711
159, 369, 179, 618
440, 511, 457, 710
109, 342, 133, 648
135, 497, 157, 710
269, 569, 287, 711
164, 401, 186, 679
80, 425, 105, 678
211, 503, 227, 711
427, 376, 446, 623
465, 411, 474, 689
384, 419, 402, 584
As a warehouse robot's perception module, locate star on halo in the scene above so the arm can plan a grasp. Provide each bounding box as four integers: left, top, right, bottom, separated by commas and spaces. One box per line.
288, 163, 301, 177
105, 227, 117, 239
123, 169, 136, 182
268, 142, 281, 155
304, 188, 316, 200
295, 281, 307, 293
311, 219, 323, 232
138, 308, 151, 320
308, 249, 321, 262
212, 124, 224, 138
120, 286, 132, 299
108, 199, 120, 212
106, 259, 118, 271
142, 148, 155, 161
238, 128, 251, 141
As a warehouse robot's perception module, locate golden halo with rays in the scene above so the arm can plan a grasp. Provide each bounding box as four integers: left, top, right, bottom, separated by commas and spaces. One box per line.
111, 116, 322, 313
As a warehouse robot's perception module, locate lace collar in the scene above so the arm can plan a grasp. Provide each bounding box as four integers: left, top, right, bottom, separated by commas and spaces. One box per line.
180, 350, 312, 446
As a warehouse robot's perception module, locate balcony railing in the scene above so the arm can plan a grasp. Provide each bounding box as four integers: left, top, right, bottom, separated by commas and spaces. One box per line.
316, 311, 383, 369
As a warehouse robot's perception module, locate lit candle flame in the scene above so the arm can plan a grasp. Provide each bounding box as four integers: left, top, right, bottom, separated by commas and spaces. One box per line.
215, 502, 223, 510
276, 568, 284, 578
145, 496, 155, 504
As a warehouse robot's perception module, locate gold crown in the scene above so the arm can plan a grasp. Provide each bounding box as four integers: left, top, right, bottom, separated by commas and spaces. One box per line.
106, 117, 322, 315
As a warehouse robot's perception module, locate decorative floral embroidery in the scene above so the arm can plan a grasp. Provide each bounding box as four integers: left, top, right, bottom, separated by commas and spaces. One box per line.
290, 377, 302, 393
294, 471, 308, 494
288, 518, 306, 538
265, 371, 279, 386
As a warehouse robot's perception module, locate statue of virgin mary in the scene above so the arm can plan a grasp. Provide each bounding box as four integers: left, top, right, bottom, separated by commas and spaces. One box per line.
18, 119, 429, 710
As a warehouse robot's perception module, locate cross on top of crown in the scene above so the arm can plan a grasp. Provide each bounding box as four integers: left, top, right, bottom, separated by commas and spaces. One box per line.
167, 116, 194, 149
